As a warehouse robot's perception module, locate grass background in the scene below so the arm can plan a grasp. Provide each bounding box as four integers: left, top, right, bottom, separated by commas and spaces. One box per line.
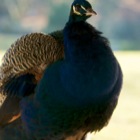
0, 44, 140, 139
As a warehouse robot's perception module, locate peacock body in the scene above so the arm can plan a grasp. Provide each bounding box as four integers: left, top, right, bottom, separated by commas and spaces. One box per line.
20, 0, 123, 140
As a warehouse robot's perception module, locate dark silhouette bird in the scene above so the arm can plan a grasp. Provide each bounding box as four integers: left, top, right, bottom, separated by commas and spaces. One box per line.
20, 0, 123, 140
0, 31, 64, 126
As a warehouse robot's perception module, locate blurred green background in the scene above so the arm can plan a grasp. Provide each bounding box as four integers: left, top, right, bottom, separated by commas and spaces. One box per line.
0, 0, 139, 50
0, 0, 140, 139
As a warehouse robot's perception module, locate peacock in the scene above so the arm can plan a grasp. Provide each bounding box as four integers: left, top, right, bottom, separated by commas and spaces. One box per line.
0, 30, 64, 126
19, 0, 123, 139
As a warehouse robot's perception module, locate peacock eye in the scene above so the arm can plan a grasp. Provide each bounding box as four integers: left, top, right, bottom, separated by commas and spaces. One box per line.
75, 4, 82, 11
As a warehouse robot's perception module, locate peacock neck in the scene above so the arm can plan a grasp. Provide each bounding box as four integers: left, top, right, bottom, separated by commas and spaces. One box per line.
63, 21, 98, 68
68, 15, 88, 23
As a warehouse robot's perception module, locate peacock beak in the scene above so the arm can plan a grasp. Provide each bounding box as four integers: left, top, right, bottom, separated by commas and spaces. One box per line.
86, 8, 97, 16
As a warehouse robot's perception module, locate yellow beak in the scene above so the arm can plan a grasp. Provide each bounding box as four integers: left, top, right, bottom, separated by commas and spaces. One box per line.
86, 8, 97, 16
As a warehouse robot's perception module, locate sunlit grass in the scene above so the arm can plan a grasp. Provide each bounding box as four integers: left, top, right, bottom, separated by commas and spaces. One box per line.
0, 51, 139, 140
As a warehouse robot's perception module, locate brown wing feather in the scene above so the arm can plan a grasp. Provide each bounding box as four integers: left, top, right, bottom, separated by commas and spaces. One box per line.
0, 95, 20, 126
0, 32, 64, 85
0, 31, 64, 126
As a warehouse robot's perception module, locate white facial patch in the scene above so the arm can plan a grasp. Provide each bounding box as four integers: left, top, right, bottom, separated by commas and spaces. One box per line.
73, 6, 82, 16
81, 5, 86, 11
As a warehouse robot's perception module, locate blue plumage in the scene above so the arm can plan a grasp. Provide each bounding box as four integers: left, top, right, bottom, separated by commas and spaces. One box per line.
21, 0, 123, 140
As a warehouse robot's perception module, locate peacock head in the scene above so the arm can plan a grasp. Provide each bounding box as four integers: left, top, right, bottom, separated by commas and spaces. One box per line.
69, 0, 97, 22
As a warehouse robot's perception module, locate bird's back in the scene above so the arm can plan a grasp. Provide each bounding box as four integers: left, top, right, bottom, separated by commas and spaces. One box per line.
0, 32, 64, 88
